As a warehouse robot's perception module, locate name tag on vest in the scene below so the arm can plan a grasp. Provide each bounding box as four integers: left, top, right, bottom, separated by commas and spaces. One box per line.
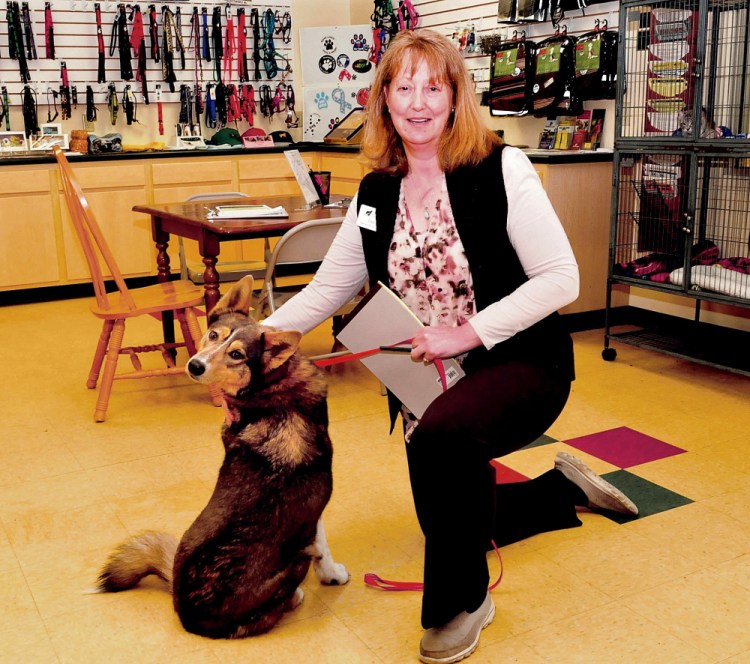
357, 204, 377, 231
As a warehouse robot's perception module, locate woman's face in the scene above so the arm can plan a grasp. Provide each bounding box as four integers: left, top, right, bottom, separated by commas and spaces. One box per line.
385, 56, 453, 155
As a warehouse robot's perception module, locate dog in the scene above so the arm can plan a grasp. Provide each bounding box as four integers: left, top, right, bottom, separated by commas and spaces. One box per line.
96, 276, 349, 638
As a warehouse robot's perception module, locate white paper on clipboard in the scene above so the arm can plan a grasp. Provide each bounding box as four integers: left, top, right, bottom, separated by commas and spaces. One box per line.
336, 283, 465, 418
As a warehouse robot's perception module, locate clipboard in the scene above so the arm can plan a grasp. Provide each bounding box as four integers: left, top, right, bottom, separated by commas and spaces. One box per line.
336, 283, 464, 418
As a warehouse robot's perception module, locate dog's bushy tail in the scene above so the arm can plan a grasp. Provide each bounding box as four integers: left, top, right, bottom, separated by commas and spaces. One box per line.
97, 531, 178, 593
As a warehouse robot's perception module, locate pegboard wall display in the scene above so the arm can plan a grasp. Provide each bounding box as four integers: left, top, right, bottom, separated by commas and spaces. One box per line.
412, 0, 620, 94
0, 0, 294, 142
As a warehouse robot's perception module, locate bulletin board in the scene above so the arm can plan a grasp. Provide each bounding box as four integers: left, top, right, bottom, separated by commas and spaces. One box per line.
299, 24, 373, 142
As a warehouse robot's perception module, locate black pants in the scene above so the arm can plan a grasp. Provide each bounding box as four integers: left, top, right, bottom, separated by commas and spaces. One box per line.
406, 360, 584, 629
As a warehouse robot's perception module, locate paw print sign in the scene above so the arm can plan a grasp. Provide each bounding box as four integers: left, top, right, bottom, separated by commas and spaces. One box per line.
304, 84, 362, 142
301, 24, 376, 86
319, 55, 336, 75
351, 33, 369, 51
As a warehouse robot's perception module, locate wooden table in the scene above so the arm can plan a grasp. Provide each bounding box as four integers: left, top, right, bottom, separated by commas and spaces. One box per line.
134, 194, 349, 313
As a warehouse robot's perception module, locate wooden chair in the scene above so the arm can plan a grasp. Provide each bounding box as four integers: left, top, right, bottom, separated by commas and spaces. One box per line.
53, 146, 216, 422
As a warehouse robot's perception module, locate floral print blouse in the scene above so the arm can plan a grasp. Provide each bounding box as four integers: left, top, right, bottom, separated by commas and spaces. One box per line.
388, 175, 477, 328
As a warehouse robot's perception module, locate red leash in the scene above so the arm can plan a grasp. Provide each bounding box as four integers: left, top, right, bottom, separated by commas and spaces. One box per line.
364, 540, 504, 592
313, 346, 503, 592
312, 339, 449, 392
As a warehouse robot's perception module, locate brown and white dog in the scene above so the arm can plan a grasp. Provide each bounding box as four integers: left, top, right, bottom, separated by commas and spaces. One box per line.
96, 276, 349, 638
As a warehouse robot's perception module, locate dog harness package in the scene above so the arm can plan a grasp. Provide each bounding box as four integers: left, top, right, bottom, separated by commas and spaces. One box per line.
529, 32, 580, 115
574, 29, 618, 101
489, 39, 536, 116
498, 0, 546, 24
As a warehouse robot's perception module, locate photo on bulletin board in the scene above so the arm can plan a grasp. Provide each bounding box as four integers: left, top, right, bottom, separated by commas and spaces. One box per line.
299, 25, 374, 88
303, 84, 369, 142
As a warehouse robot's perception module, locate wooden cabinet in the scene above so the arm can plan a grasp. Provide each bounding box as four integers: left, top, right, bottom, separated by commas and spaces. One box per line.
0, 166, 59, 289
0, 150, 616, 321
534, 160, 626, 315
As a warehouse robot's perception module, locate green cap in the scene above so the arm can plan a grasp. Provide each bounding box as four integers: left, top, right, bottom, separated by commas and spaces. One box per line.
209, 127, 243, 146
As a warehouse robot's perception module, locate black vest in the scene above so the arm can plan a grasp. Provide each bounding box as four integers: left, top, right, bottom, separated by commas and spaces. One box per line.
356, 145, 575, 383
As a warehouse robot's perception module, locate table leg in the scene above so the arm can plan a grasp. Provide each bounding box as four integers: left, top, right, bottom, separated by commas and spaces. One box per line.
202, 254, 221, 313
152, 222, 176, 353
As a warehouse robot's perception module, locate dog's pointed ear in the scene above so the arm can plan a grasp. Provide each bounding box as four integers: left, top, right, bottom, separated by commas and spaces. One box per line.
262, 329, 302, 373
208, 276, 255, 323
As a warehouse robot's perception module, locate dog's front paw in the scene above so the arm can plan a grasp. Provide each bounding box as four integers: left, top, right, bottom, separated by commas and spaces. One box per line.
316, 560, 350, 586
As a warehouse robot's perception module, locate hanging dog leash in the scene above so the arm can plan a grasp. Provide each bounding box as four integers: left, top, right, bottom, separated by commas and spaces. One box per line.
85, 85, 98, 123
44, 1, 55, 59
95, 2, 106, 83
60, 61, 72, 119
237, 7, 249, 82
107, 82, 118, 125
130, 5, 149, 104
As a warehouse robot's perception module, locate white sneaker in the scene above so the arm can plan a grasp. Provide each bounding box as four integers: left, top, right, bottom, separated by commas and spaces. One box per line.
555, 451, 639, 516
418, 591, 495, 664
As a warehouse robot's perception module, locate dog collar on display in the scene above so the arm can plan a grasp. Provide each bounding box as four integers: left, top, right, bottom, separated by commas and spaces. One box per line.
85, 85, 97, 123
21, 1, 37, 60
223, 5, 236, 83
122, 84, 137, 125
239, 84, 255, 125
204, 83, 216, 128
147, 3, 159, 62
285, 85, 298, 129
44, 2, 55, 59
46, 87, 59, 123
110, 4, 133, 81
0, 86, 9, 131
175, 7, 185, 70
251, 8, 261, 80
237, 8, 248, 82
0, 85, 10, 131
130, 5, 149, 104
194, 84, 204, 123
60, 62, 72, 120
211, 6, 223, 82
214, 82, 228, 127
21, 84, 39, 136
161, 7, 179, 93
95, 3, 106, 83
155, 85, 163, 135
7, 2, 31, 83
202, 7, 210, 62
397, 0, 420, 31
107, 82, 118, 125
188, 7, 203, 87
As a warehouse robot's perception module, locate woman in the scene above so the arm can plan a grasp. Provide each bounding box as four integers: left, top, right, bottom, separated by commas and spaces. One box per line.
265, 29, 637, 664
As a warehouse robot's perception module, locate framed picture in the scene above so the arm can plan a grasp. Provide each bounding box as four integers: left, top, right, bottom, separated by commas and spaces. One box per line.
29, 133, 69, 151
40, 123, 62, 136
0, 131, 28, 153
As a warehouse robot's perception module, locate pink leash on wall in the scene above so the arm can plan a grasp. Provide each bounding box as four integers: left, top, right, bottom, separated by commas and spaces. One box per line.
313, 345, 504, 593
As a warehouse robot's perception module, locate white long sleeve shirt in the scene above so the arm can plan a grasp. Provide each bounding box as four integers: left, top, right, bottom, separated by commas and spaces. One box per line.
264, 146, 579, 351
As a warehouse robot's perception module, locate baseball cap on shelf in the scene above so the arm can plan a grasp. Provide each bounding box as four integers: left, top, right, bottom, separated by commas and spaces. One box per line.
208, 127, 243, 146
241, 127, 267, 139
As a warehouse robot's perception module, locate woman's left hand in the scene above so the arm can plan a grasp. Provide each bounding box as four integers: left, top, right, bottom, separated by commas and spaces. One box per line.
410, 324, 483, 364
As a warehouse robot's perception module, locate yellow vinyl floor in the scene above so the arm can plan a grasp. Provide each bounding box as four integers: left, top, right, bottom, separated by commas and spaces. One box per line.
1, 295, 749, 663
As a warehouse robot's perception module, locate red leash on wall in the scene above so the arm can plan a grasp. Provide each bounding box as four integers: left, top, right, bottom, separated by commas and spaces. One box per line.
312, 345, 504, 593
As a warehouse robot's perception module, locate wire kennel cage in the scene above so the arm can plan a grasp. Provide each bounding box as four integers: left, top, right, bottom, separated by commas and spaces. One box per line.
604, 0, 750, 375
